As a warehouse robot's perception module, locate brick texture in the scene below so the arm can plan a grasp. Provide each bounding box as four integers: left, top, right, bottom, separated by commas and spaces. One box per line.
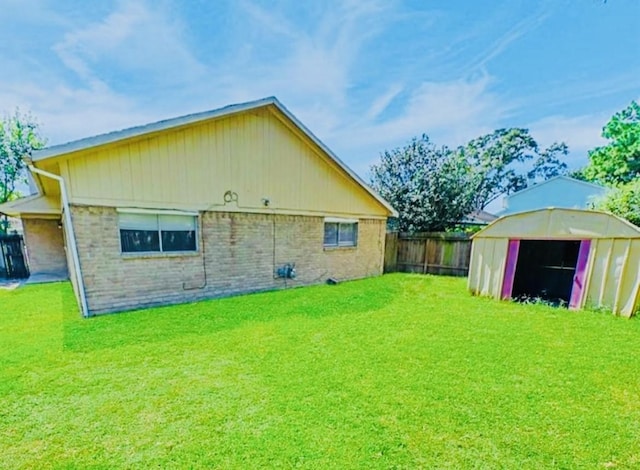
22, 218, 69, 277
71, 206, 386, 315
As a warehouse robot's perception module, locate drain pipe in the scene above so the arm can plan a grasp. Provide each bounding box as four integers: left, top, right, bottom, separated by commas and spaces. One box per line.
27, 164, 89, 318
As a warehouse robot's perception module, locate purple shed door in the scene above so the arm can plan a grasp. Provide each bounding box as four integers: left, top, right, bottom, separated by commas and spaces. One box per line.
501, 239, 520, 299
569, 240, 591, 309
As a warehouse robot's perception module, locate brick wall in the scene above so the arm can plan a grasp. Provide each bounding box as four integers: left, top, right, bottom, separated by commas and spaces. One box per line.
22, 218, 69, 277
71, 206, 386, 315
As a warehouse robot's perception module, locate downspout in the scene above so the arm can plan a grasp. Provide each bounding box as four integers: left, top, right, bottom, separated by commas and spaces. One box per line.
27, 164, 89, 318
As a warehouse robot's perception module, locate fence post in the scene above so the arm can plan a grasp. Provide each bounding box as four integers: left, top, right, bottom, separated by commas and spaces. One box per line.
423, 238, 429, 274
0, 234, 30, 279
384, 232, 398, 273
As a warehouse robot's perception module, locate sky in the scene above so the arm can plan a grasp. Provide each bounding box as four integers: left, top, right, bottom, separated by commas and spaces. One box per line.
1, 0, 639, 181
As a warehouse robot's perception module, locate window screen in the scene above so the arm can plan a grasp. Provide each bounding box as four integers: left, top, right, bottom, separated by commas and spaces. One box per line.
119, 213, 160, 253
323, 221, 358, 247
119, 212, 197, 253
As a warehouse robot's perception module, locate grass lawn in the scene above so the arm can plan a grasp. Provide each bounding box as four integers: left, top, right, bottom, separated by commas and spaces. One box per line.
2, 274, 640, 469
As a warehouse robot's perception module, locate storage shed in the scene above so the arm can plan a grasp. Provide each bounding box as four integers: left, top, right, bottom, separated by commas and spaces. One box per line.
468, 208, 640, 317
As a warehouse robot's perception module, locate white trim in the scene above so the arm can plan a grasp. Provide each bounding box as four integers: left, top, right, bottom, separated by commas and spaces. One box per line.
70, 198, 389, 219
324, 217, 359, 224
28, 165, 89, 318
116, 207, 199, 217
323, 219, 358, 248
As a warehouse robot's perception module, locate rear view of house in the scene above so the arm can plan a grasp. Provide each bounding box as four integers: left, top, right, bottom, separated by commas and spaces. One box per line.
0, 97, 396, 316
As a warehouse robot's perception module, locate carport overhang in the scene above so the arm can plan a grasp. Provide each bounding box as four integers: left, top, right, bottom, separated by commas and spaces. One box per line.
0, 195, 62, 219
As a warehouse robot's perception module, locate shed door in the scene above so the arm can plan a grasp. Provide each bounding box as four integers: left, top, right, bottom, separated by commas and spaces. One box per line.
568, 240, 591, 309
502, 239, 590, 308
501, 239, 519, 299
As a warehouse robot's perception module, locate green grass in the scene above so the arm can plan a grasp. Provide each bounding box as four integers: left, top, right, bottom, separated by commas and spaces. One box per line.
2, 274, 640, 469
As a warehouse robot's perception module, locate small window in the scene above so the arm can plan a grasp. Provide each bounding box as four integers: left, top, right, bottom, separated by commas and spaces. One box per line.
119, 212, 197, 253
324, 220, 358, 247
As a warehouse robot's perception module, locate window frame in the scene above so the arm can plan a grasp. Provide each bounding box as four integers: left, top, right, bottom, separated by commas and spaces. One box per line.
323, 217, 358, 248
117, 208, 199, 255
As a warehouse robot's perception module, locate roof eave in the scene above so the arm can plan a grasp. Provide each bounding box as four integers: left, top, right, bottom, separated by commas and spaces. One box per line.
269, 100, 397, 217
31, 96, 397, 218
32, 97, 280, 162
0, 195, 62, 218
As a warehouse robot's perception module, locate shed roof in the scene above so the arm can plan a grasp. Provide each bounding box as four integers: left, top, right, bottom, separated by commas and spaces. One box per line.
31, 96, 397, 217
472, 208, 640, 239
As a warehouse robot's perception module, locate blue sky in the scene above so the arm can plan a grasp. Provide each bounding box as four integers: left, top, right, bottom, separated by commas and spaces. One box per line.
1, 0, 639, 179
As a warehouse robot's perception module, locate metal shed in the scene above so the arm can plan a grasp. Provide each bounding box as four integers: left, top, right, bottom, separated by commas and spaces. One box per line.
468, 208, 640, 317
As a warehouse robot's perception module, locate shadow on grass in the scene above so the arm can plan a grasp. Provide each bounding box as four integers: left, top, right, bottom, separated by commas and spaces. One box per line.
62, 276, 402, 353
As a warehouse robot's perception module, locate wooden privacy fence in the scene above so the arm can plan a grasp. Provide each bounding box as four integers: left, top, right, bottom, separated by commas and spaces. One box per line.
0, 234, 29, 279
384, 232, 472, 276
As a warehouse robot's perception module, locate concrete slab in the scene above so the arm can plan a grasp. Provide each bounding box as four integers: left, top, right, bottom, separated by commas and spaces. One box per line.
25, 272, 69, 285
0, 279, 23, 290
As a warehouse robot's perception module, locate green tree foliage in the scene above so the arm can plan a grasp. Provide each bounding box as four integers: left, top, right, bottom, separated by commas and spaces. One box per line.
370, 130, 569, 232
459, 128, 568, 211
583, 101, 640, 185
370, 135, 474, 232
593, 177, 640, 227
0, 110, 46, 233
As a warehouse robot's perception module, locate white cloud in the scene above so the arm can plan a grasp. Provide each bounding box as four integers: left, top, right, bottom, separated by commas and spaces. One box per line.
53, 0, 207, 90
0, 81, 157, 145
0, 0, 210, 144
320, 74, 509, 178
332, 74, 505, 150
0, 0, 624, 184
527, 113, 608, 168
465, 7, 551, 72
363, 84, 404, 121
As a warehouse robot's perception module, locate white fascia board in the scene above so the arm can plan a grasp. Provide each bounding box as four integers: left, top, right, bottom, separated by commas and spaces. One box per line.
324, 217, 359, 224
116, 207, 199, 217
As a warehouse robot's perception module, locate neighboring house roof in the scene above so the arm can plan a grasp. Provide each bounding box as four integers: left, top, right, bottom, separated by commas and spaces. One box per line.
473, 207, 640, 240
462, 210, 498, 225
0, 194, 61, 217
508, 175, 606, 198
32, 96, 397, 217
498, 175, 608, 216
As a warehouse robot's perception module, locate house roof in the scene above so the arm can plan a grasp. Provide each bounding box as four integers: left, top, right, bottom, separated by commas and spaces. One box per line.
32, 97, 397, 217
462, 210, 498, 224
505, 175, 607, 200
0, 194, 61, 217
472, 208, 640, 240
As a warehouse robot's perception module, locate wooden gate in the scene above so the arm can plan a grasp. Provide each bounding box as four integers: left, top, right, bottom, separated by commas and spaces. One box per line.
384, 232, 471, 276
0, 234, 30, 279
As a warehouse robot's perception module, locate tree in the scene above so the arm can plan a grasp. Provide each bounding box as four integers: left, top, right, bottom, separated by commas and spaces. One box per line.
0, 110, 46, 233
593, 177, 640, 227
583, 101, 640, 185
370, 135, 475, 232
457, 128, 568, 211
369, 129, 569, 233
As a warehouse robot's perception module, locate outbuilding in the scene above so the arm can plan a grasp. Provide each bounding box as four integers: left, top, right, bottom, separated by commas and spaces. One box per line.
468, 208, 640, 317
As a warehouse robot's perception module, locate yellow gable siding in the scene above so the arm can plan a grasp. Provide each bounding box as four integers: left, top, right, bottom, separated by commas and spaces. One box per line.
59, 109, 386, 218
37, 162, 61, 196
